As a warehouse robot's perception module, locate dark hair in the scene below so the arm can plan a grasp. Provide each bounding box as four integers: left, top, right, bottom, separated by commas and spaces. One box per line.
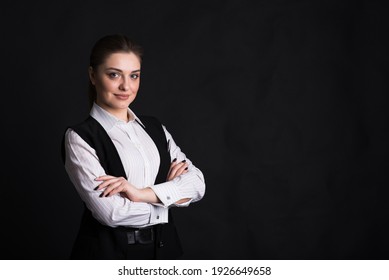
88, 34, 143, 108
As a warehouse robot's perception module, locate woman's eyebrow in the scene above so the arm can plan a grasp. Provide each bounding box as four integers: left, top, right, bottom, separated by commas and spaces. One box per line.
105, 67, 141, 73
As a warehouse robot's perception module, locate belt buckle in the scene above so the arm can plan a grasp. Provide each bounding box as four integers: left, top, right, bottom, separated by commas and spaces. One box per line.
135, 228, 154, 245
126, 231, 136, 244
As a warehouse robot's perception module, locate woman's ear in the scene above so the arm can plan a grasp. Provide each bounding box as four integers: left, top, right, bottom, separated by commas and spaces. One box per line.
89, 66, 96, 85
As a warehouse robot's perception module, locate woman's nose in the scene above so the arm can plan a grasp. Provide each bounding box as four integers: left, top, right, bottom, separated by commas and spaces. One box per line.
119, 77, 130, 91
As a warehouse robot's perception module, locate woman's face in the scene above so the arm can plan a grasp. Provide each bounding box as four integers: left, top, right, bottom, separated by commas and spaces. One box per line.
90, 52, 141, 115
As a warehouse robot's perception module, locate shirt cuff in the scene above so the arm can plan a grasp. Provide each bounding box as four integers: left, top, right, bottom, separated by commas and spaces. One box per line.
150, 181, 185, 207
149, 204, 168, 224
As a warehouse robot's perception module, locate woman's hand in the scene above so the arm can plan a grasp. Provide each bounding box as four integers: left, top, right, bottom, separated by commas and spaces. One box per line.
95, 175, 137, 199
95, 175, 161, 203
167, 159, 188, 181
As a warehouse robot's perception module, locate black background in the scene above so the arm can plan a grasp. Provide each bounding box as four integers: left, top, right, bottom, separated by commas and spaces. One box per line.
1, 0, 388, 259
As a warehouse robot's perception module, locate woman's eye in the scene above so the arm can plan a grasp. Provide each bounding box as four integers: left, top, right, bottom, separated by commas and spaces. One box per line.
130, 74, 139, 79
108, 72, 120, 78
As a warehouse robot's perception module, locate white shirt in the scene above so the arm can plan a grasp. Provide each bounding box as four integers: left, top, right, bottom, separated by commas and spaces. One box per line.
64, 103, 205, 228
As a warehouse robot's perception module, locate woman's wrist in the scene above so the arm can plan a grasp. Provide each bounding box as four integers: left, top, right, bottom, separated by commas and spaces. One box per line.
140, 187, 161, 203
126, 187, 160, 203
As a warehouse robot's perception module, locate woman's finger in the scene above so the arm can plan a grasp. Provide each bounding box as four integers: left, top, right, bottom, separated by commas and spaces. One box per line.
103, 177, 129, 197
168, 162, 189, 180
167, 160, 178, 179
168, 162, 185, 180
176, 163, 189, 176
106, 185, 125, 197
95, 175, 116, 181
101, 180, 124, 197
96, 177, 123, 190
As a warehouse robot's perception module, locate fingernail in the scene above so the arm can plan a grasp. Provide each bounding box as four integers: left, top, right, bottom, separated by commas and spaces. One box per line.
185, 167, 188, 170
99, 193, 104, 198
181, 160, 186, 163
94, 186, 99, 190
172, 158, 177, 162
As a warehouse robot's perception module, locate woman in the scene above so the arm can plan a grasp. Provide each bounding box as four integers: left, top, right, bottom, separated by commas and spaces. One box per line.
62, 34, 205, 260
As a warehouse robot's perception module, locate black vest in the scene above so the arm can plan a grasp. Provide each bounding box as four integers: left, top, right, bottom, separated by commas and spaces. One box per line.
62, 115, 183, 259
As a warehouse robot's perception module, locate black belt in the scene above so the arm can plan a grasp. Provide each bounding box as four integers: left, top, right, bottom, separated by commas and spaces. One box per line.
126, 226, 154, 245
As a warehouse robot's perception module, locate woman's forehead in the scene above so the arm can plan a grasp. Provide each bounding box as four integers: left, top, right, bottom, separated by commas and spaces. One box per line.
102, 52, 141, 71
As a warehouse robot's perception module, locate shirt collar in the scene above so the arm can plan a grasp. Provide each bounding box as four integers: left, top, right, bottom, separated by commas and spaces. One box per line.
90, 103, 144, 131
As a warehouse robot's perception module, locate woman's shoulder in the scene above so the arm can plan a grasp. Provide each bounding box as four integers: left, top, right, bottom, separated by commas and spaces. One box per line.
62, 116, 103, 147
138, 114, 160, 122
137, 115, 164, 128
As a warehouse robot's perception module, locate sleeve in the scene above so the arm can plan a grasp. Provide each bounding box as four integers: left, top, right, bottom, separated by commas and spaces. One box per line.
64, 128, 167, 227
149, 125, 206, 208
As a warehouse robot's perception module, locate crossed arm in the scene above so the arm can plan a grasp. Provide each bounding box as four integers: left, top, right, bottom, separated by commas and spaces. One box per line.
64, 126, 205, 227
95, 159, 190, 204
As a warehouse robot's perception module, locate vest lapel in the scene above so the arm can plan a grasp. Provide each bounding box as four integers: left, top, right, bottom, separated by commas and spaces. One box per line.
136, 116, 171, 184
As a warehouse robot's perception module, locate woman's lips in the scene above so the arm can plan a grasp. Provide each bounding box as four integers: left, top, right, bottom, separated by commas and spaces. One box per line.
114, 94, 130, 100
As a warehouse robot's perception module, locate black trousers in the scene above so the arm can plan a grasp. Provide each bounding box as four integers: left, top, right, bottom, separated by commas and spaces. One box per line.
70, 230, 157, 260
70, 211, 183, 260
126, 242, 155, 260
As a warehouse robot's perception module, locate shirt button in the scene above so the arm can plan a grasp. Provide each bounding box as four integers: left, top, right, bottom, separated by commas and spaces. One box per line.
167, 196, 171, 200
156, 215, 159, 219
159, 241, 164, 248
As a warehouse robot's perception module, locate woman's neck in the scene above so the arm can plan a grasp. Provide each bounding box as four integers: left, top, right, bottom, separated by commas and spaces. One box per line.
96, 102, 129, 122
